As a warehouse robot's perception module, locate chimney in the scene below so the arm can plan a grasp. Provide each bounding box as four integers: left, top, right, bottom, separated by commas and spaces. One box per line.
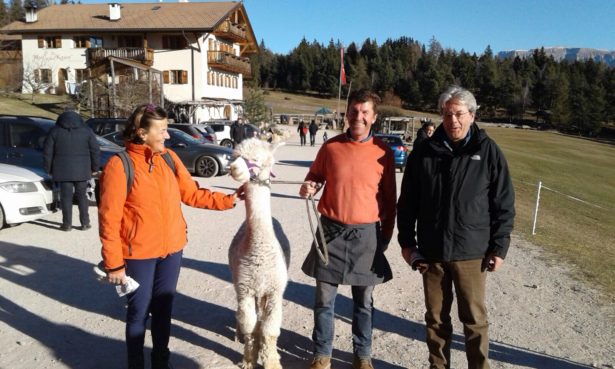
24, 3, 38, 23
109, 3, 121, 21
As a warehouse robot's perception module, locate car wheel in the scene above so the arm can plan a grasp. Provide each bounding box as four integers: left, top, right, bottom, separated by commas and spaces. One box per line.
73, 179, 98, 206
86, 179, 97, 205
195, 156, 219, 177
0, 204, 5, 230
221, 139, 234, 149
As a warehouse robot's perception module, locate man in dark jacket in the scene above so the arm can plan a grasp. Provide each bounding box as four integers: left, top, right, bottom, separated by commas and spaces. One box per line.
308, 120, 319, 146
44, 111, 100, 231
230, 117, 246, 146
397, 86, 515, 369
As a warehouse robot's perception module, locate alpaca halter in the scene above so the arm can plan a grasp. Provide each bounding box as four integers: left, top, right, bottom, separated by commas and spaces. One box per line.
237, 157, 330, 265
243, 158, 276, 188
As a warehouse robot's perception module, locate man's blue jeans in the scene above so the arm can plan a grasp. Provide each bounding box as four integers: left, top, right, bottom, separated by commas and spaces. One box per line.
312, 280, 375, 359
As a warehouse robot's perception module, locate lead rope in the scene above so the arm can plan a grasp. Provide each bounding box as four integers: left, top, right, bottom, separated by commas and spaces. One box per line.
270, 180, 329, 265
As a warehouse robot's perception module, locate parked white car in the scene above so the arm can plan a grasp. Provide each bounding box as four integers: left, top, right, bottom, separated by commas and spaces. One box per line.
0, 163, 55, 230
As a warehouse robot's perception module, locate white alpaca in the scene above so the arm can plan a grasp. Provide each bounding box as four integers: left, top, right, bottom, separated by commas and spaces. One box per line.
229, 138, 290, 369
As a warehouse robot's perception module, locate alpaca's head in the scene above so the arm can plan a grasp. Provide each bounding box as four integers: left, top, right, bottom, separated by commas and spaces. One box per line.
229, 138, 284, 184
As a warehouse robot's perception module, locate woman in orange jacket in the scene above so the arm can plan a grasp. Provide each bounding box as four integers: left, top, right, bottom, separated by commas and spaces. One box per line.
98, 104, 240, 369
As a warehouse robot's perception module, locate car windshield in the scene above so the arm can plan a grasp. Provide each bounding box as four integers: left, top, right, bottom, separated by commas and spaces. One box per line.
377, 135, 403, 146
196, 125, 214, 134
168, 128, 201, 145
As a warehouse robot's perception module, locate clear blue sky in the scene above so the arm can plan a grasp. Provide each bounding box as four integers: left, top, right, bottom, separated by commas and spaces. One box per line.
242, 0, 615, 55
80, 0, 615, 55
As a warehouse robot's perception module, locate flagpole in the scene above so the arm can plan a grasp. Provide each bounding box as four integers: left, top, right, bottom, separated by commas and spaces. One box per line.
343, 80, 352, 131
336, 58, 343, 131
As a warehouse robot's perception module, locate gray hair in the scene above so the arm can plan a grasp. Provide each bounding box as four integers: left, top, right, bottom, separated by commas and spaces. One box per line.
438, 85, 479, 114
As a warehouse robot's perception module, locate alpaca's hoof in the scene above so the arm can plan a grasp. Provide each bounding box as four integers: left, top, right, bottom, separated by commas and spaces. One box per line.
241, 360, 255, 369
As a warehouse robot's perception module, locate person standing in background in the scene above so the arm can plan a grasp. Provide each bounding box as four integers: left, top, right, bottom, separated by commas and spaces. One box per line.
309, 119, 319, 146
231, 117, 246, 147
298, 120, 308, 146
44, 110, 100, 231
413, 121, 436, 147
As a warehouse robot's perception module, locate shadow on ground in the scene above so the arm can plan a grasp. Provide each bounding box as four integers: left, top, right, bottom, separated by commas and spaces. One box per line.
0, 240, 595, 369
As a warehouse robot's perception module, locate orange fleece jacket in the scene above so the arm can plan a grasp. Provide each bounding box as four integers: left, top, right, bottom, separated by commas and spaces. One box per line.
305, 133, 397, 241
99, 143, 235, 270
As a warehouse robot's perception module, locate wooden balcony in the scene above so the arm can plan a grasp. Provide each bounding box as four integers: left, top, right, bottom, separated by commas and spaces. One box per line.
207, 51, 252, 78
213, 20, 247, 42
86, 47, 154, 67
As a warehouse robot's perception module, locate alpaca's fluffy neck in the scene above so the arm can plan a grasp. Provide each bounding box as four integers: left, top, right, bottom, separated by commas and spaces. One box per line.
244, 182, 273, 230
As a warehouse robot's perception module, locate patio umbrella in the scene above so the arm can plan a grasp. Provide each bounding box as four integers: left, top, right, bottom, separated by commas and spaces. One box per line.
315, 107, 333, 115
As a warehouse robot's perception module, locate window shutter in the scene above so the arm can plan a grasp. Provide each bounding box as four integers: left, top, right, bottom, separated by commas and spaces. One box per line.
38, 36, 44, 48
162, 36, 168, 49
163, 71, 169, 84
55, 36, 62, 48
181, 70, 188, 84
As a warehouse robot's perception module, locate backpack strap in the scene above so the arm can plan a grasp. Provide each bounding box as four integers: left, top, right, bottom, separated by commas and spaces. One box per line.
116, 151, 134, 195
161, 151, 177, 176
116, 151, 177, 196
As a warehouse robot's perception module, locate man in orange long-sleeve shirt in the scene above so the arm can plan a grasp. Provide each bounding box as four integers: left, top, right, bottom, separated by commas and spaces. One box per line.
299, 89, 396, 369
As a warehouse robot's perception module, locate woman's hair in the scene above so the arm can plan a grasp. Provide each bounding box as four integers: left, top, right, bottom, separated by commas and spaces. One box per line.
123, 103, 168, 143
422, 121, 436, 130
438, 85, 479, 114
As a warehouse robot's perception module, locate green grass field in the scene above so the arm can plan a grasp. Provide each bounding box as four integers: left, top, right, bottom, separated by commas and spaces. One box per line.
484, 127, 615, 298
2, 92, 614, 298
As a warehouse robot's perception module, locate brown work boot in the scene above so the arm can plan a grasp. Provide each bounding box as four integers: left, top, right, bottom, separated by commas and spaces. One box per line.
352, 357, 374, 369
309, 356, 331, 369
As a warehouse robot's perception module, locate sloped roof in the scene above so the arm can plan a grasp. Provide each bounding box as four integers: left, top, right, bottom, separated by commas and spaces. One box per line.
3, 2, 240, 33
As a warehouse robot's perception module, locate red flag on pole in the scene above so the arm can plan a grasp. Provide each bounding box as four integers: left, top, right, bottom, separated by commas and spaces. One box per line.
340, 47, 347, 86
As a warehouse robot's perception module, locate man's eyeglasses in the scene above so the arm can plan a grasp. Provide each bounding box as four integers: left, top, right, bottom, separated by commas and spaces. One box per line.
442, 111, 470, 119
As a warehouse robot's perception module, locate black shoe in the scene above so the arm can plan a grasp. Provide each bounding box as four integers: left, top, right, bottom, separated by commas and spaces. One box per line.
60, 225, 72, 232
81, 224, 92, 231
151, 349, 173, 369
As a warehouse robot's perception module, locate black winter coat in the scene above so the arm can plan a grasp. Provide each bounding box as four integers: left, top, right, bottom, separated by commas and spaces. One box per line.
308, 122, 318, 135
397, 123, 515, 261
43, 116, 100, 182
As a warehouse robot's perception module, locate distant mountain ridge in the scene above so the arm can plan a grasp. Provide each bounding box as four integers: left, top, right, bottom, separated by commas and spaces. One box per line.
497, 47, 615, 66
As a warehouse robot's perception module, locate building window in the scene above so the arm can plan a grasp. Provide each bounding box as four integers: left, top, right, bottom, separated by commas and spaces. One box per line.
35, 69, 52, 84
162, 35, 187, 50
117, 35, 142, 48
73, 36, 103, 48
38, 36, 61, 49
163, 70, 188, 84
75, 69, 88, 83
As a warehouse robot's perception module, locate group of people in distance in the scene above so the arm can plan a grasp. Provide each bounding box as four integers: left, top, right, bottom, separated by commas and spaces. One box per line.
298, 119, 322, 146
44, 84, 514, 369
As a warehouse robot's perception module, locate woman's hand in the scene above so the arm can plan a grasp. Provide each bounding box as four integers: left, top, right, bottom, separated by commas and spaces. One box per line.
107, 269, 127, 285
235, 184, 246, 201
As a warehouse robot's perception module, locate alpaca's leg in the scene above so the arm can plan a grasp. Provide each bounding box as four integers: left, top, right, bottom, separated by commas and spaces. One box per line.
259, 293, 283, 369
237, 296, 259, 369
261, 335, 282, 369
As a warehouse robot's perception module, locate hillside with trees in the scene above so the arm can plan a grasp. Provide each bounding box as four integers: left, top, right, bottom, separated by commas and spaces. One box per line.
251, 37, 615, 136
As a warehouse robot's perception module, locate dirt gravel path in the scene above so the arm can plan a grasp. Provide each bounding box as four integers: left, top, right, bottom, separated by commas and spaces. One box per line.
0, 133, 613, 369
